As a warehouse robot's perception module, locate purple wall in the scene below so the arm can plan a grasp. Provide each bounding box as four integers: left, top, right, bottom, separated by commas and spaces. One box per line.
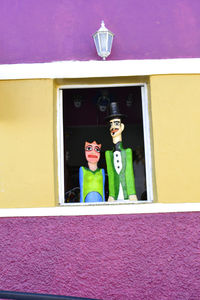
0, 212, 200, 299
0, 0, 200, 64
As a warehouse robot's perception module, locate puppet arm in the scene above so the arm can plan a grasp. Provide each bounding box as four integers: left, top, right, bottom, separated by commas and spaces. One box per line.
125, 149, 137, 198
105, 150, 116, 199
102, 168, 106, 202
79, 167, 84, 202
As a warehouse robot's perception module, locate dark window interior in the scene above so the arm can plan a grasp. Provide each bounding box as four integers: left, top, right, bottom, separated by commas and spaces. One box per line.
63, 86, 147, 202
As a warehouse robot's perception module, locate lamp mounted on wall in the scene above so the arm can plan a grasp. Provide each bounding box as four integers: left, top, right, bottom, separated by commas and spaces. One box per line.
93, 21, 114, 60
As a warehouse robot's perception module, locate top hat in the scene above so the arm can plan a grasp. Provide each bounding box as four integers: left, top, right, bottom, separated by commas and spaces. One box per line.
105, 102, 126, 120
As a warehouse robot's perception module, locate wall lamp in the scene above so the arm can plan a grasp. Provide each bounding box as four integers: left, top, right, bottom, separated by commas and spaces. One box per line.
93, 21, 114, 60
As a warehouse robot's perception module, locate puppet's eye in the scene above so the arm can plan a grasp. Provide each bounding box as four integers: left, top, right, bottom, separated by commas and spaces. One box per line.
114, 121, 120, 126
94, 146, 100, 153
85, 145, 92, 151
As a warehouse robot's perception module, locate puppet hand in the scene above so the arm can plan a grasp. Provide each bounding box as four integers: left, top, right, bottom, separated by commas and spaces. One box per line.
129, 194, 138, 201
108, 196, 115, 202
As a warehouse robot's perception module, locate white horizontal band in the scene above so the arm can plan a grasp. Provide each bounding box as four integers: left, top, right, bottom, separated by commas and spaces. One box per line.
0, 202, 199, 218
0, 58, 200, 80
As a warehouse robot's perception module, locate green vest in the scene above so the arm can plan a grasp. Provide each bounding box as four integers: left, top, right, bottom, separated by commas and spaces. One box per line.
80, 167, 104, 202
105, 143, 136, 200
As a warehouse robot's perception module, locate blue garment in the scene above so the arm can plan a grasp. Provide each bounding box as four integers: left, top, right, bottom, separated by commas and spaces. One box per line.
85, 191, 103, 202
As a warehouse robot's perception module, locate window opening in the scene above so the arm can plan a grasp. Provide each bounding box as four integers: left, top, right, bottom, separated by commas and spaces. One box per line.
62, 85, 149, 203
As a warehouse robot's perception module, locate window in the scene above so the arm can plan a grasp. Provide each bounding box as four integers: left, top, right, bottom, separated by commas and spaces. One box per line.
57, 83, 153, 205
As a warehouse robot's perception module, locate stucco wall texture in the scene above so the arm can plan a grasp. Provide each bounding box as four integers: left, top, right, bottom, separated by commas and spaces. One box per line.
0, 0, 200, 64
0, 212, 199, 300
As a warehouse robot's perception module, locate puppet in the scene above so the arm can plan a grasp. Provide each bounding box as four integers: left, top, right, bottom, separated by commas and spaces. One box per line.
105, 102, 138, 201
79, 141, 105, 202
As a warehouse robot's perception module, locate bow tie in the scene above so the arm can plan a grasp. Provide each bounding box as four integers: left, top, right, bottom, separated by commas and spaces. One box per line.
114, 142, 121, 152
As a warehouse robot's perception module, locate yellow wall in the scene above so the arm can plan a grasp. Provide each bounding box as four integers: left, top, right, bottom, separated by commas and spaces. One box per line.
0, 79, 56, 208
150, 75, 200, 203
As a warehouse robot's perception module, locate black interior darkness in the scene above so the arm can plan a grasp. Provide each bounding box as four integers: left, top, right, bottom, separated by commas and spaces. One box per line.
63, 86, 147, 202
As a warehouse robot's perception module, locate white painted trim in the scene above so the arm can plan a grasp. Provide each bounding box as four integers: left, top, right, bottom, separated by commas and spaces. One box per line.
59, 83, 144, 89
0, 58, 200, 80
141, 85, 153, 202
0, 203, 200, 218
57, 89, 65, 204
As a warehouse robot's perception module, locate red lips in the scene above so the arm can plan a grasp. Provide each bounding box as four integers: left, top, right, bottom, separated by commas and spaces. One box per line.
111, 128, 119, 133
88, 154, 98, 158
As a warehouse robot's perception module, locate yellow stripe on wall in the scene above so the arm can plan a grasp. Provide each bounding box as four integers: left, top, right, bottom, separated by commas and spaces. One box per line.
150, 74, 200, 203
0, 79, 55, 208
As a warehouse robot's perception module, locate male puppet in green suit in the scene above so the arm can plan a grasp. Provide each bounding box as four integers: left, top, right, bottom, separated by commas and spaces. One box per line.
105, 102, 138, 202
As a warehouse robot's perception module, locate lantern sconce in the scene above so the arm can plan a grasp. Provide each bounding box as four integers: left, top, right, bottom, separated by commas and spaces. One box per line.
93, 21, 114, 60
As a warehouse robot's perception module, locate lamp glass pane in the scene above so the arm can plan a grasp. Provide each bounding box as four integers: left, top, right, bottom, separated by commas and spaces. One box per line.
107, 33, 113, 52
94, 34, 100, 54
99, 32, 108, 55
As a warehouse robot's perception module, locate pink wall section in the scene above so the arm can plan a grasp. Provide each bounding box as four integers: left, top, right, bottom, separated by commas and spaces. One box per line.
0, 0, 200, 64
0, 212, 200, 300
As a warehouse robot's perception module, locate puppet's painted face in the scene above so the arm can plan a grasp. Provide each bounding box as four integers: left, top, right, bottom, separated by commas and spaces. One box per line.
109, 118, 124, 138
85, 141, 101, 164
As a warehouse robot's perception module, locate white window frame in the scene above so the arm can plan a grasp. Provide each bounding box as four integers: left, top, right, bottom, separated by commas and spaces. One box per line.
57, 82, 153, 206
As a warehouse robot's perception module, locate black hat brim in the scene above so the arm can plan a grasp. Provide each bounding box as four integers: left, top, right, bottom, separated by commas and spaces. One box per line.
105, 113, 126, 120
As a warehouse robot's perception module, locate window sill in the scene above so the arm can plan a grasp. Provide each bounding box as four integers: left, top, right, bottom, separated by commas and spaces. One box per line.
0, 202, 200, 218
